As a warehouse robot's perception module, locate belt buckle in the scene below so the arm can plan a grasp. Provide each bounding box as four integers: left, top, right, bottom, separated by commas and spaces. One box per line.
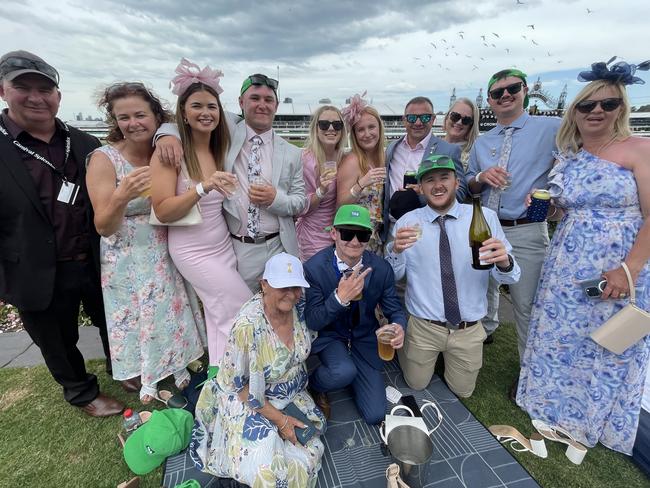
252, 236, 265, 244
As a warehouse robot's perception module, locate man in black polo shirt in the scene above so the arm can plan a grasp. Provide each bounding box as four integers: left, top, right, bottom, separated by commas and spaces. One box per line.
0, 50, 123, 416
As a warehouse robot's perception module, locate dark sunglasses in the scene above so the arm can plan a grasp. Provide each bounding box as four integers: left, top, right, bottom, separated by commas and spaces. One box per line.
448, 111, 473, 126
0, 56, 59, 84
248, 74, 279, 90
575, 97, 623, 114
318, 120, 344, 131
405, 113, 433, 124
488, 82, 523, 100
338, 228, 372, 243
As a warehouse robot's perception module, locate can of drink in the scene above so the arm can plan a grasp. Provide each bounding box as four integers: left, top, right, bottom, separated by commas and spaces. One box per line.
526, 189, 551, 222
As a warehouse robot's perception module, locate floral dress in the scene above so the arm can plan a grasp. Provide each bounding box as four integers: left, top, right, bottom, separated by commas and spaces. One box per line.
95, 145, 205, 386
190, 293, 326, 487
357, 178, 384, 255
517, 149, 650, 454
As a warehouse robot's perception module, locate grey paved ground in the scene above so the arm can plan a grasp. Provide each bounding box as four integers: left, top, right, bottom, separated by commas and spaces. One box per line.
0, 295, 514, 369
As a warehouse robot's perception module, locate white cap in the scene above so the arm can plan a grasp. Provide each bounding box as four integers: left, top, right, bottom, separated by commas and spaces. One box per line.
262, 253, 310, 289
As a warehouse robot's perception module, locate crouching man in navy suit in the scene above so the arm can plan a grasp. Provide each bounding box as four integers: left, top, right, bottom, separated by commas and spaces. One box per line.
303, 205, 406, 424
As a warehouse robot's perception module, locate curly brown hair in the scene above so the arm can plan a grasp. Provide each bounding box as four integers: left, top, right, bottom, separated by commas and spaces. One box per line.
98, 82, 172, 142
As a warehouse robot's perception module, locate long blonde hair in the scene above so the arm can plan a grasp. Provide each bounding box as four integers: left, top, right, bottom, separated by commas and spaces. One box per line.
556, 80, 631, 154
349, 105, 386, 174
175, 83, 230, 182
444, 97, 480, 152
304, 105, 347, 167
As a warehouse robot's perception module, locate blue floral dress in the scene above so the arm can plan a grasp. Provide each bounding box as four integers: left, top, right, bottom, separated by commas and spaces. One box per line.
95, 145, 205, 386
190, 293, 325, 487
517, 149, 650, 454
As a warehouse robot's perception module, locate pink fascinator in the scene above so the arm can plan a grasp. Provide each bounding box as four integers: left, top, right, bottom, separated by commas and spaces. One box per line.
341, 91, 368, 127
170, 58, 224, 97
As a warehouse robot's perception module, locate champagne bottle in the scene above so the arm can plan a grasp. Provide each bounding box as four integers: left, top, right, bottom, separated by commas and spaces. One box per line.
469, 194, 494, 270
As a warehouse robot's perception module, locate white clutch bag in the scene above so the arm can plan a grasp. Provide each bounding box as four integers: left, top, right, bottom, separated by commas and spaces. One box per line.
590, 262, 650, 355
149, 159, 203, 226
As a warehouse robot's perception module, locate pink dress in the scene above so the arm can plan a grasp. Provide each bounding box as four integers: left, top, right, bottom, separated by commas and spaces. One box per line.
168, 172, 252, 365
296, 150, 337, 261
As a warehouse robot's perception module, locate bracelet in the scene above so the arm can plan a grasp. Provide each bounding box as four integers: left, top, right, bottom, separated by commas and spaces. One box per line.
350, 186, 360, 199
356, 176, 366, 189
279, 415, 289, 431
548, 206, 558, 219
474, 171, 483, 184
195, 182, 208, 198
315, 187, 325, 199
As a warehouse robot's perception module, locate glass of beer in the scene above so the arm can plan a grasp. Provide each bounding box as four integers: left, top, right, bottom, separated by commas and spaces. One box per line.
405, 221, 422, 240
322, 160, 337, 177
376, 324, 397, 361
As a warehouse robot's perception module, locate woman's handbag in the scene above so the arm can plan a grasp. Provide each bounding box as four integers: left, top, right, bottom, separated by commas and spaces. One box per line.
149, 160, 202, 226
590, 262, 650, 354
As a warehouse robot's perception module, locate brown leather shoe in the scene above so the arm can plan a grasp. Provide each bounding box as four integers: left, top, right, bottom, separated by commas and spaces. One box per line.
310, 389, 331, 419
80, 393, 124, 418
121, 377, 142, 393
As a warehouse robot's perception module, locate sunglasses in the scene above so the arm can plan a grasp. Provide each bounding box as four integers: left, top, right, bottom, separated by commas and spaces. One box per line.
248, 74, 278, 90
488, 82, 523, 100
405, 113, 433, 124
318, 120, 344, 131
575, 98, 623, 114
448, 111, 473, 126
338, 228, 372, 243
0, 56, 59, 84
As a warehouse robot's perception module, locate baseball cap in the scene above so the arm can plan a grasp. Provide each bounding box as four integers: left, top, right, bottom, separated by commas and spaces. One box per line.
0, 50, 59, 86
487, 68, 529, 108
262, 252, 310, 289
123, 409, 193, 475
332, 204, 373, 231
416, 154, 457, 181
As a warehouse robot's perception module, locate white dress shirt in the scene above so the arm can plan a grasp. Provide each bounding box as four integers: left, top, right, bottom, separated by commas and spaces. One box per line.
388, 132, 432, 199
385, 202, 520, 322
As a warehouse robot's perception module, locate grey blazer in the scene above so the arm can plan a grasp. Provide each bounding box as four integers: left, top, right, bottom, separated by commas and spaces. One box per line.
381, 134, 467, 242
223, 113, 305, 256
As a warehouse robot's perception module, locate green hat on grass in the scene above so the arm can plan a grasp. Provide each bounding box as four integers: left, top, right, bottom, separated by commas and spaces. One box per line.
332, 204, 373, 230
123, 409, 193, 475
487, 68, 529, 108
416, 155, 457, 181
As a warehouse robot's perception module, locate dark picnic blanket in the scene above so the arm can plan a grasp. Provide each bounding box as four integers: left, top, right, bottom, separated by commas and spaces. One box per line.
163, 361, 539, 488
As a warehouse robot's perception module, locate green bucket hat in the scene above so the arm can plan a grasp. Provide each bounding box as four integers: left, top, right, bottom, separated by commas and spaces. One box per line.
416, 154, 457, 181
123, 409, 193, 475
332, 204, 373, 231
487, 68, 529, 108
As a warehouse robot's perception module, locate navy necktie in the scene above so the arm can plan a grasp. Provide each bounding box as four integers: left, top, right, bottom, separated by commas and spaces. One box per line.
436, 215, 462, 326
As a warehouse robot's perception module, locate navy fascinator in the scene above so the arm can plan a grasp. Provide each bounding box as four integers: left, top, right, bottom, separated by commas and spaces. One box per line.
578, 56, 650, 85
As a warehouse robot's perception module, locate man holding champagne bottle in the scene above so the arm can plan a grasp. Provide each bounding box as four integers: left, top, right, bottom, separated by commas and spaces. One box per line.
386, 155, 520, 397
303, 205, 406, 424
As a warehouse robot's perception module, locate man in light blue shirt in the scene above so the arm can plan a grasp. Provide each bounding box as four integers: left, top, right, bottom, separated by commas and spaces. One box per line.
466, 69, 560, 393
386, 155, 519, 397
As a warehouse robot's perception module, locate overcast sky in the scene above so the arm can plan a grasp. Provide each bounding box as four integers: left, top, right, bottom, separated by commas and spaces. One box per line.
1, 0, 649, 120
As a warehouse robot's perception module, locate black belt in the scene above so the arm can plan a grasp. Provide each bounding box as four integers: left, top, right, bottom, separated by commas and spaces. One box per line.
499, 218, 536, 227
230, 232, 280, 244
57, 253, 89, 262
427, 319, 478, 330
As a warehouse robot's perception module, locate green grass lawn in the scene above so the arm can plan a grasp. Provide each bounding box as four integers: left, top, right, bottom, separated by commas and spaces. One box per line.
0, 323, 647, 487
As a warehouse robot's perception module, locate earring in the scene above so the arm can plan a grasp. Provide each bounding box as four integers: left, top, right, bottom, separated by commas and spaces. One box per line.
183, 118, 188, 124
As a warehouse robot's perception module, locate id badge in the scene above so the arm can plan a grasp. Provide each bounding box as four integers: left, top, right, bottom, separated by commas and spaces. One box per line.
57, 181, 80, 204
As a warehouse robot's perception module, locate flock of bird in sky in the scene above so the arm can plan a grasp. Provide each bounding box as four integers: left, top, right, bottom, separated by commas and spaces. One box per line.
413, 2, 596, 72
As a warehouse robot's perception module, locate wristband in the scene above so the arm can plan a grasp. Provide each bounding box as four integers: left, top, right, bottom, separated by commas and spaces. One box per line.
474, 171, 483, 184
315, 187, 325, 199
350, 186, 360, 199
195, 182, 208, 198
279, 415, 289, 431
356, 176, 366, 189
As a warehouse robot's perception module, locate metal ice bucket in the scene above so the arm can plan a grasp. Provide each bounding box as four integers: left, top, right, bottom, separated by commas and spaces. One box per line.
386, 425, 433, 488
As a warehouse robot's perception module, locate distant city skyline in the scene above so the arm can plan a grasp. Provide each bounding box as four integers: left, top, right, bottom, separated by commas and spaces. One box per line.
1, 0, 648, 120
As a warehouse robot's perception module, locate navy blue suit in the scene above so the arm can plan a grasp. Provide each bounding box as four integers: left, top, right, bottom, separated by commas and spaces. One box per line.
304, 246, 406, 424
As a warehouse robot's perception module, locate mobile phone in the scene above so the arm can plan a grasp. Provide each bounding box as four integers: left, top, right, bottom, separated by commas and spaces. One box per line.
282, 402, 321, 445
579, 278, 607, 299
401, 394, 422, 417
403, 171, 418, 187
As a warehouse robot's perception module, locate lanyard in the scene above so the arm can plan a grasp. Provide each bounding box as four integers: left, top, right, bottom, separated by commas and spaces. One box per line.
0, 121, 72, 182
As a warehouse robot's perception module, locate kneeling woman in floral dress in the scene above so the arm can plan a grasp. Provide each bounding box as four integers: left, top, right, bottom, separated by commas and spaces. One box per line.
190, 253, 325, 488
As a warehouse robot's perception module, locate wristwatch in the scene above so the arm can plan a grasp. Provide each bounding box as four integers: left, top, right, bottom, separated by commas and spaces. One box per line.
497, 255, 514, 273
474, 171, 483, 184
